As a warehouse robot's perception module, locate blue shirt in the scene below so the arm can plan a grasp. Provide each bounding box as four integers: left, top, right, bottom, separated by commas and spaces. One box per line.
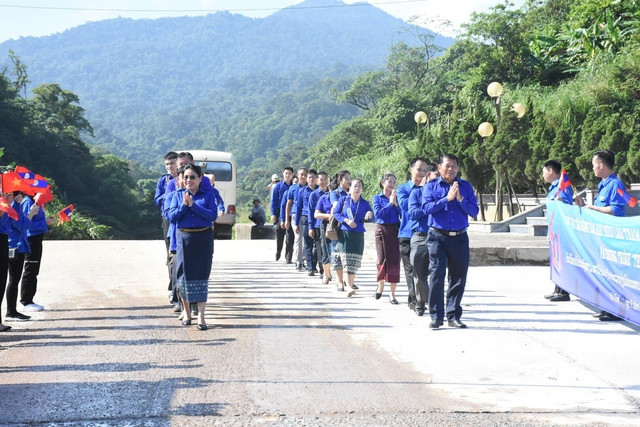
308, 187, 327, 228
163, 190, 179, 251
407, 185, 429, 232
280, 188, 290, 223
397, 180, 420, 238
594, 173, 626, 217
329, 188, 347, 205
333, 195, 372, 233
154, 173, 173, 210
167, 188, 218, 229
547, 178, 573, 205
372, 192, 401, 224
270, 180, 292, 217
8, 200, 31, 253
314, 192, 332, 229
420, 177, 479, 230
294, 184, 318, 226
22, 196, 48, 236
287, 183, 303, 220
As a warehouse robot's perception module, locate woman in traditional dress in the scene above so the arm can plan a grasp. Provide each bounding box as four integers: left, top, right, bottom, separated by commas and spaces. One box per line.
372, 173, 402, 304
332, 178, 373, 297
167, 164, 218, 331
328, 171, 351, 291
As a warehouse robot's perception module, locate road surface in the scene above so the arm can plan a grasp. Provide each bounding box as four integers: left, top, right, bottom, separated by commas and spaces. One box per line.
0, 240, 638, 425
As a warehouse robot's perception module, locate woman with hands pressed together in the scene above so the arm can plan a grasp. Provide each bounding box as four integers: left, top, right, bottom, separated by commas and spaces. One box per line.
167, 164, 218, 331
372, 173, 402, 304
332, 178, 373, 297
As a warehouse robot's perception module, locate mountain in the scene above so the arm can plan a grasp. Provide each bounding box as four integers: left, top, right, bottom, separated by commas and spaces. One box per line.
0, 0, 454, 172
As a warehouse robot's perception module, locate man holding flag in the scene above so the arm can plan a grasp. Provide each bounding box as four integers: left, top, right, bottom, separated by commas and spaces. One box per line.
542, 160, 574, 302
19, 193, 55, 312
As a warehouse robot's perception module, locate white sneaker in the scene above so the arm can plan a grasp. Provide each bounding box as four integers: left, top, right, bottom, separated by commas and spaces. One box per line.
23, 303, 44, 312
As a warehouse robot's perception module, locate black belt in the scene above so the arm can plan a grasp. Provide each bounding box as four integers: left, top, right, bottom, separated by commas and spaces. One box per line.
413, 231, 429, 237
430, 227, 467, 236
179, 226, 211, 232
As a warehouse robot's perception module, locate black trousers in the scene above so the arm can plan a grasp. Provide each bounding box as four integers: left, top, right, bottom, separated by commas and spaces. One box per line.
0, 234, 8, 323
275, 216, 294, 262
20, 233, 44, 306
7, 252, 26, 315
162, 217, 172, 291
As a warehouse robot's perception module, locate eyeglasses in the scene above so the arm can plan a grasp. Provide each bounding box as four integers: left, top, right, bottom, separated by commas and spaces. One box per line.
184, 175, 198, 180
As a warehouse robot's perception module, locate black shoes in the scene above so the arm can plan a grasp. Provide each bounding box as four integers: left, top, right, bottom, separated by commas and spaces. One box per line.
197, 324, 208, 331
599, 312, 622, 321
307, 270, 315, 276
448, 319, 467, 328
429, 319, 443, 329
5, 312, 31, 321
544, 293, 555, 299
374, 293, 382, 300
276, 251, 281, 261
351, 284, 359, 290
388, 296, 399, 305
414, 307, 425, 316
549, 294, 570, 302
182, 319, 192, 326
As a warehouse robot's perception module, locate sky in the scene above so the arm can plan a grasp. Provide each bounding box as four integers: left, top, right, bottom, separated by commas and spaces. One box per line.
0, 0, 527, 43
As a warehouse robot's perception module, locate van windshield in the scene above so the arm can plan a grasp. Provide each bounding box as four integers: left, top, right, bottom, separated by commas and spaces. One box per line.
198, 161, 232, 181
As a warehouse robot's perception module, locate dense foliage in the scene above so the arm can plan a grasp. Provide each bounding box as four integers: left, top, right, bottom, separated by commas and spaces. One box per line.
3, 0, 639, 237
309, 0, 640, 216
0, 61, 158, 239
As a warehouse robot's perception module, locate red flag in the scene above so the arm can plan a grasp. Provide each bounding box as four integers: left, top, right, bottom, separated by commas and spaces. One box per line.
58, 204, 74, 225
1, 172, 34, 195
24, 174, 50, 194
0, 196, 19, 221
34, 189, 54, 206
15, 165, 34, 179
617, 188, 638, 208
558, 169, 572, 191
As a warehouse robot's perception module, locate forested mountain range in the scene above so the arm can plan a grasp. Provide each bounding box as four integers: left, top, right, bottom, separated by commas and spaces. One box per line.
0, 0, 453, 173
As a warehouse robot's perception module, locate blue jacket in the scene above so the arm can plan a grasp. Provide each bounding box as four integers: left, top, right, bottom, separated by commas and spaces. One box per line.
167, 188, 218, 229
8, 199, 31, 253
333, 195, 372, 233
372, 192, 401, 225
420, 177, 479, 231
22, 196, 48, 236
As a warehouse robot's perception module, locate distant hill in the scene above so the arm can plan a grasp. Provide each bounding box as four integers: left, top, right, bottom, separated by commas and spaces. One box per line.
0, 0, 453, 172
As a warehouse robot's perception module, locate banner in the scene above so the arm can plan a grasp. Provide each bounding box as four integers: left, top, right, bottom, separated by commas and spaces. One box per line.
547, 202, 640, 325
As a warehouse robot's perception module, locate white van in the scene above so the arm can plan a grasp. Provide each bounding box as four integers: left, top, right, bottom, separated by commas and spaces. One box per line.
187, 150, 237, 239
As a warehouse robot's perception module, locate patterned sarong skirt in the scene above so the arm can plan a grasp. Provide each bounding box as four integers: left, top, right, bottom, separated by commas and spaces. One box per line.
175, 227, 213, 303
336, 230, 364, 275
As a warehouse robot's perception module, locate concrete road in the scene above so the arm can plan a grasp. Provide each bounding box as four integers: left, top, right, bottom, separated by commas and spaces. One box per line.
0, 240, 638, 426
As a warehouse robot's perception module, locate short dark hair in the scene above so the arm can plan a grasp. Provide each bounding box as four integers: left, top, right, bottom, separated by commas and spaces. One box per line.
338, 170, 350, 182
543, 160, 562, 175
283, 166, 294, 173
178, 152, 193, 162
164, 151, 178, 161
438, 153, 459, 165
425, 162, 438, 173
379, 173, 396, 189
410, 157, 428, 168
317, 170, 328, 178
594, 150, 615, 170
308, 169, 318, 176
183, 163, 202, 177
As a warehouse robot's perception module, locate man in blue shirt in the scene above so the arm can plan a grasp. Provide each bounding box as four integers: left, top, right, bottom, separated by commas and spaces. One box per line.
270, 167, 294, 261
542, 160, 574, 302
295, 170, 318, 275
396, 157, 428, 310
154, 151, 179, 300
287, 168, 308, 270
408, 162, 439, 316
576, 150, 626, 321
420, 154, 479, 329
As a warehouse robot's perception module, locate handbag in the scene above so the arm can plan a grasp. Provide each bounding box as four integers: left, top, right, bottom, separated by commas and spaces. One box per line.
325, 195, 347, 240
